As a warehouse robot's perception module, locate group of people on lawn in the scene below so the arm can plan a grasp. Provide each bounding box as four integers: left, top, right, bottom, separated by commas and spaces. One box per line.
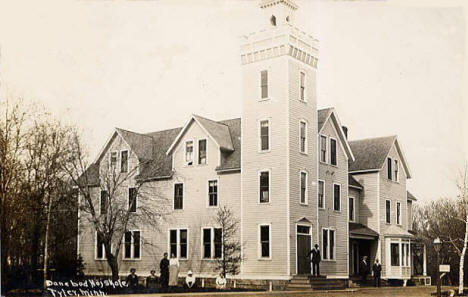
309, 244, 382, 287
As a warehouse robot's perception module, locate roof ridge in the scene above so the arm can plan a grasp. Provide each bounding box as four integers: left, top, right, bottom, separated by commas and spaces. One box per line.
348, 135, 397, 143
193, 114, 230, 128
116, 127, 153, 139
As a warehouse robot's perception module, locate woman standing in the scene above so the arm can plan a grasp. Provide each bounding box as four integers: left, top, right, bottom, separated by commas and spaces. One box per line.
168, 253, 180, 290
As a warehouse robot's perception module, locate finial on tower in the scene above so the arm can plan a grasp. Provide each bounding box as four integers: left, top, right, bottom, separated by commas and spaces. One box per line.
260, 0, 298, 27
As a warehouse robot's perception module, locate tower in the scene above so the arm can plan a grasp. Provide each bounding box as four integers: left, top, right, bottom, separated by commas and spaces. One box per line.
240, 0, 320, 277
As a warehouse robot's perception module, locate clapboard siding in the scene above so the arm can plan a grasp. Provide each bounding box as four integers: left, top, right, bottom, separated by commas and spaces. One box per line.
352, 173, 379, 231
318, 117, 349, 277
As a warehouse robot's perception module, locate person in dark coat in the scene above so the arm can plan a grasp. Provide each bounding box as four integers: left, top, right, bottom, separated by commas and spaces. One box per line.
309, 244, 321, 276
360, 256, 369, 284
126, 268, 139, 293
146, 270, 158, 292
159, 252, 169, 292
372, 259, 382, 287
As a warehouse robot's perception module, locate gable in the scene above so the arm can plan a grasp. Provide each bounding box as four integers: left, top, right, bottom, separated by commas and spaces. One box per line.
318, 108, 354, 161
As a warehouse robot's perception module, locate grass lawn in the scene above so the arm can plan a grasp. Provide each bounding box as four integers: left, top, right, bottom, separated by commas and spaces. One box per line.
108, 286, 448, 297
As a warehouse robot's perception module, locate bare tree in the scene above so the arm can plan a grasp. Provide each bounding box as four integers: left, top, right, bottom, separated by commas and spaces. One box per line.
456, 166, 468, 295
64, 132, 170, 280
213, 205, 242, 279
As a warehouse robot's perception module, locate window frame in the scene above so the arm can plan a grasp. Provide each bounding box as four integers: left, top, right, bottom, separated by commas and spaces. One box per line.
258, 169, 271, 204
300, 170, 308, 205
349, 196, 355, 222
299, 120, 308, 154
128, 187, 137, 213
120, 150, 129, 173
390, 242, 400, 266
109, 151, 118, 170
122, 230, 141, 261
185, 140, 194, 166
260, 70, 269, 100
318, 179, 325, 209
387, 157, 393, 180
333, 183, 341, 212
168, 228, 189, 260
259, 119, 270, 152
173, 183, 184, 210
300, 71, 306, 102
394, 159, 399, 182
258, 223, 272, 260
100, 190, 108, 215
386, 199, 391, 224
95, 231, 110, 261
207, 179, 219, 208
396, 201, 401, 225
322, 228, 336, 261
201, 227, 223, 260
329, 137, 338, 166
198, 139, 207, 165
319, 135, 327, 163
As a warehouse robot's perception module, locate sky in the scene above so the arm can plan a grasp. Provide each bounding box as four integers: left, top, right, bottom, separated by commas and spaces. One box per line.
0, 0, 466, 203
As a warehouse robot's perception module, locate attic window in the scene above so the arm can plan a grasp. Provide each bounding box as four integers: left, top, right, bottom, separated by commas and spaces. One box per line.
270, 15, 276, 26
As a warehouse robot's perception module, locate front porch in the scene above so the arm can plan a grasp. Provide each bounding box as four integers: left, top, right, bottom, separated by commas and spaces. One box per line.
349, 223, 379, 277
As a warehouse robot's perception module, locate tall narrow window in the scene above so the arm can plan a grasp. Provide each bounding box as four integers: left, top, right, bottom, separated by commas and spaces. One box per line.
180, 229, 188, 259
333, 184, 341, 211
100, 190, 108, 215
123, 231, 141, 259
169, 229, 188, 259
300, 121, 307, 153
203, 228, 211, 259
318, 180, 324, 209
330, 138, 337, 166
394, 159, 399, 181
322, 229, 335, 260
386, 200, 391, 224
320, 135, 327, 162
329, 230, 335, 260
186, 141, 193, 166
174, 183, 184, 210
170, 230, 177, 257
300, 171, 307, 204
391, 243, 399, 266
387, 157, 392, 180
322, 229, 328, 260
214, 228, 222, 258
96, 233, 106, 259
300, 72, 306, 101
110, 152, 117, 169
259, 225, 270, 258
260, 120, 269, 151
128, 187, 137, 213
198, 139, 207, 165
260, 70, 268, 99
349, 197, 355, 221
208, 180, 218, 207
259, 171, 270, 203
396, 202, 401, 225
121, 150, 128, 173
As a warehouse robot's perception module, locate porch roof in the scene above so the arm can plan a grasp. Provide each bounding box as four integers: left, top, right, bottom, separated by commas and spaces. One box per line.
349, 223, 379, 240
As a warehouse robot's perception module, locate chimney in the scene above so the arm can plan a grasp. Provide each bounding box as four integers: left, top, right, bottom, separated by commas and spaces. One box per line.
342, 126, 348, 139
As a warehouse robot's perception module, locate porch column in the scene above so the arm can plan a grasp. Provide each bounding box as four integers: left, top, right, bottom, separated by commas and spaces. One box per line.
423, 245, 427, 276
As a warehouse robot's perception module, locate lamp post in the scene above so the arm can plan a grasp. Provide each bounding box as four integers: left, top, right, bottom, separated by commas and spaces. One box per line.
434, 238, 442, 297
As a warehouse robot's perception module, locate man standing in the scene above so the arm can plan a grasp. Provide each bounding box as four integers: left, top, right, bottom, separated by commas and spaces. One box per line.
372, 259, 382, 287
309, 244, 321, 276
126, 268, 139, 293
159, 253, 169, 292
360, 256, 369, 284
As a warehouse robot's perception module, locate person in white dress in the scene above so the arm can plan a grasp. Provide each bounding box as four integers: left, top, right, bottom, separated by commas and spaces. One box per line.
168, 253, 180, 289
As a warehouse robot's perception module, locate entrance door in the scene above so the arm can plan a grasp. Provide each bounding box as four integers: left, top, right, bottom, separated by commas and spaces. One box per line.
352, 242, 359, 275
297, 225, 311, 275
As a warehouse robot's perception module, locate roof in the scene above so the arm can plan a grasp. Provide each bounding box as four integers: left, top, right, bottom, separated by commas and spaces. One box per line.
407, 191, 417, 202
83, 117, 241, 185
349, 175, 363, 190
317, 108, 355, 162
384, 225, 414, 238
349, 223, 379, 239
349, 136, 411, 178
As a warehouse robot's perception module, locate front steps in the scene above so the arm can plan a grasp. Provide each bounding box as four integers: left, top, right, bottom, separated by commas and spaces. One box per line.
287, 275, 348, 291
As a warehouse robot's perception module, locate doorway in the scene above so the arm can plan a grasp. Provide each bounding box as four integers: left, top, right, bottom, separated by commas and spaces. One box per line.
297, 225, 312, 275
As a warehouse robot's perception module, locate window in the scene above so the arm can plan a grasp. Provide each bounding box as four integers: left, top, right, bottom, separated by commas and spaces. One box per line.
394, 159, 399, 181
124, 231, 141, 260
330, 138, 337, 166
110, 152, 117, 169
333, 184, 341, 211
391, 243, 399, 266
96, 233, 106, 259
120, 150, 128, 173
128, 188, 137, 213
300, 72, 306, 101
396, 202, 401, 225
261, 70, 268, 98
349, 197, 354, 221
270, 15, 276, 27
259, 225, 270, 258
174, 183, 184, 210
185, 141, 194, 166
260, 120, 269, 151
100, 190, 108, 215
208, 180, 218, 207
198, 139, 207, 165
386, 200, 391, 224
300, 121, 307, 153
322, 229, 335, 260
259, 171, 270, 203
320, 135, 327, 163
300, 171, 307, 204
169, 229, 188, 259
318, 180, 324, 209
202, 228, 222, 259
387, 157, 392, 180
402, 243, 410, 267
